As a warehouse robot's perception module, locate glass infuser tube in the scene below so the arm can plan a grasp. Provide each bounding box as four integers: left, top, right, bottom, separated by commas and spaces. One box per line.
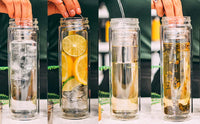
59, 17, 89, 119
160, 17, 192, 121
109, 18, 140, 120
8, 19, 39, 120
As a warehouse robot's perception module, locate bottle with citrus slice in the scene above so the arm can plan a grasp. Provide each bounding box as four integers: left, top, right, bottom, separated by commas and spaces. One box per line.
59, 17, 89, 119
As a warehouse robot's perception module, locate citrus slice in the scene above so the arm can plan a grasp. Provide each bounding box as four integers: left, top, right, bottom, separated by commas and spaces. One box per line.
74, 53, 88, 85
62, 52, 73, 82
68, 31, 76, 35
62, 77, 81, 91
62, 34, 87, 57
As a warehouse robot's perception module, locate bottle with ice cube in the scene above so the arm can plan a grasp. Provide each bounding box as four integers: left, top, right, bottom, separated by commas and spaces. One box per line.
8, 18, 39, 120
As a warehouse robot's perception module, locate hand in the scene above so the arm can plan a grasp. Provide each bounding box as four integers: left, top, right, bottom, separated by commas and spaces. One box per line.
0, 0, 32, 19
48, 0, 81, 18
151, 0, 183, 17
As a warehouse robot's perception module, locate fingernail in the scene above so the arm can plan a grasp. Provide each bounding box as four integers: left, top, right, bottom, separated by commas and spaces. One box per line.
70, 10, 75, 16
76, 8, 81, 14
64, 12, 68, 18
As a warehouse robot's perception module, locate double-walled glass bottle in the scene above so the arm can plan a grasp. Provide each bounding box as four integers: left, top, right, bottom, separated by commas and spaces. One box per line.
59, 17, 89, 119
8, 19, 39, 120
109, 18, 140, 120
160, 17, 192, 121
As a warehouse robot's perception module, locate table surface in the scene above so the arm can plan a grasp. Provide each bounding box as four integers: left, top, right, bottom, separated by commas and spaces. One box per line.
2, 98, 200, 124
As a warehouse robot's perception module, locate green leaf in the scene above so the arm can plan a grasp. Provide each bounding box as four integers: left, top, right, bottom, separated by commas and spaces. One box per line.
151, 92, 161, 98
99, 66, 110, 71
48, 93, 59, 99
0, 94, 9, 100
48, 65, 59, 70
99, 91, 109, 98
0, 66, 8, 71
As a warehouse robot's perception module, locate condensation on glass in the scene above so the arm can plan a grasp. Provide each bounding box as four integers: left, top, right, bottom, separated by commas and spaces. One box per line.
109, 18, 140, 120
8, 19, 39, 120
160, 16, 192, 121
59, 17, 89, 119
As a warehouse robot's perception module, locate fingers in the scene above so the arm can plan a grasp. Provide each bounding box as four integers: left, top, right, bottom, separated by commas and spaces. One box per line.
155, 0, 164, 17
172, 0, 183, 17
162, 0, 174, 17
13, 0, 22, 19
154, 0, 183, 17
49, 0, 68, 18
151, 0, 155, 9
2, 0, 14, 18
48, 2, 61, 15
63, 0, 76, 17
72, 0, 81, 15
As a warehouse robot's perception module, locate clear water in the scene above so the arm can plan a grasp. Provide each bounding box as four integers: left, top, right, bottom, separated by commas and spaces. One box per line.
9, 40, 37, 119
111, 45, 138, 120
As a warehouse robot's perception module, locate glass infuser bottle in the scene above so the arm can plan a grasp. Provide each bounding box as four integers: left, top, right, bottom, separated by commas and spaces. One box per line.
160, 17, 192, 121
59, 17, 89, 119
8, 19, 39, 120
109, 18, 140, 120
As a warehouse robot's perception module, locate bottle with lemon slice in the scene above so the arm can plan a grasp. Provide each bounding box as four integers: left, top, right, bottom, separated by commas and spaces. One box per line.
59, 17, 89, 119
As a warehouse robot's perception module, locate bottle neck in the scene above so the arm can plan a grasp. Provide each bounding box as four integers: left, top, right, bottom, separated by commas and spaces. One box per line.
9, 18, 38, 29
110, 18, 140, 30
60, 17, 89, 31
161, 16, 191, 28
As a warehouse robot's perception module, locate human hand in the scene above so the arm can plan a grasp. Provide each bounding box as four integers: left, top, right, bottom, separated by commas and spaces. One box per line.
0, 0, 32, 19
48, 0, 81, 18
151, 0, 183, 17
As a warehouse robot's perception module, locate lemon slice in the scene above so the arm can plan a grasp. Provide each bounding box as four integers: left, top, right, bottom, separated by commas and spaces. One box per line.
74, 53, 88, 85
68, 31, 76, 35
62, 52, 73, 82
62, 34, 87, 57
62, 77, 81, 91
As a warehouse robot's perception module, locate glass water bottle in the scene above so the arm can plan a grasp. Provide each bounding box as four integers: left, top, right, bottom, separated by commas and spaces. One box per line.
59, 17, 89, 119
8, 19, 39, 120
160, 17, 192, 121
109, 18, 140, 120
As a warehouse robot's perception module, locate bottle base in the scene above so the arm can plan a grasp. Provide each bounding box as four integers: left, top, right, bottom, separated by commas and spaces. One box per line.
164, 114, 190, 122
62, 109, 89, 120
10, 109, 37, 121
111, 110, 138, 120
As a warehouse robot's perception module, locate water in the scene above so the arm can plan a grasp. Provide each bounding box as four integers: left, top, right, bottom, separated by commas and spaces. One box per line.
9, 40, 37, 120
111, 45, 138, 120
62, 85, 88, 119
163, 42, 190, 119
117, 0, 125, 18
